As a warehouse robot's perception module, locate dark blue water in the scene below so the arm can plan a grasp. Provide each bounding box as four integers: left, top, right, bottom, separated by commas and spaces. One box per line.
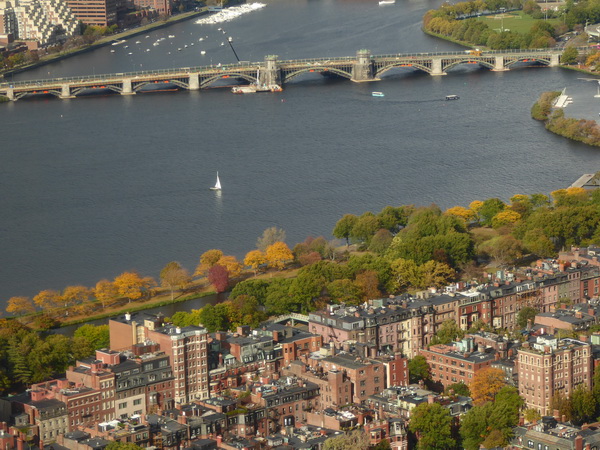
2, 0, 600, 305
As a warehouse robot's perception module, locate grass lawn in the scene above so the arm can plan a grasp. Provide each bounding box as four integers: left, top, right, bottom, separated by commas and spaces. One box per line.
478, 11, 561, 34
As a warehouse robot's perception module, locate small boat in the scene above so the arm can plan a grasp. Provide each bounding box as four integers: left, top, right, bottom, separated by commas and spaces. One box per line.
379, 0, 395, 5
135, 40, 141, 44
445, 94, 460, 100
372, 91, 384, 97
201, 50, 206, 55
210, 172, 222, 190
111, 39, 126, 45
232, 85, 257, 94
110, 49, 115, 53
168, 35, 175, 38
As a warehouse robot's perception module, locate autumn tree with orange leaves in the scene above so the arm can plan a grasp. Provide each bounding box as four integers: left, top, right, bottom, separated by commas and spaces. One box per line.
6, 297, 35, 316
194, 249, 224, 276
94, 279, 119, 309
265, 242, 293, 270
114, 272, 154, 303
244, 250, 266, 276
469, 367, 507, 406
33, 289, 62, 312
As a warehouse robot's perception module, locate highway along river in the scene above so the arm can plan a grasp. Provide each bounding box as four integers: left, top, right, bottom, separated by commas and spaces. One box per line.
1, 0, 600, 305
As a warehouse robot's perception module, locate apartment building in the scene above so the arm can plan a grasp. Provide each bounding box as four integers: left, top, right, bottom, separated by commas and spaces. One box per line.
517, 336, 593, 415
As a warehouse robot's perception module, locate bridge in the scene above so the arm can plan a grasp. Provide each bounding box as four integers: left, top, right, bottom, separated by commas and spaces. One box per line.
0, 48, 563, 101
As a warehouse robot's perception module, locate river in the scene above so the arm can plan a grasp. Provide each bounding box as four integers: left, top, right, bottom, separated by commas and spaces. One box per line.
1, 0, 600, 306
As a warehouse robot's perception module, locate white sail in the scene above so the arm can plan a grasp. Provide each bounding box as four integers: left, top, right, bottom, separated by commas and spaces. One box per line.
210, 172, 222, 190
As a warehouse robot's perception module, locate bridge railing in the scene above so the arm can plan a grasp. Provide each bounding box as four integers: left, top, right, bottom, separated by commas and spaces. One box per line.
0, 48, 573, 89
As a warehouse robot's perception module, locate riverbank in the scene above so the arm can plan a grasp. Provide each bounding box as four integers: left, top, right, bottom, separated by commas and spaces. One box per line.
0, 8, 210, 80
531, 90, 600, 147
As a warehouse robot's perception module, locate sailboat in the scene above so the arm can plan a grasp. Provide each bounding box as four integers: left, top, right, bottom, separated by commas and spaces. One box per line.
210, 172, 222, 191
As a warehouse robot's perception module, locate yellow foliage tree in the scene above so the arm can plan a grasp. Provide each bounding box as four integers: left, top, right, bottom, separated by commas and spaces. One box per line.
469, 200, 484, 213
94, 279, 119, 309
510, 194, 529, 204
265, 241, 293, 270
244, 250, 267, 276
217, 255, 242, 278
114, 271, 151, 303
62, 285, 91, 308
33, 289, 62, 310
6, 296, 35, 316
470, 367, 506, 406
491, 210, 522, 228
195, 249, 224, 276
445, 206, 475, 222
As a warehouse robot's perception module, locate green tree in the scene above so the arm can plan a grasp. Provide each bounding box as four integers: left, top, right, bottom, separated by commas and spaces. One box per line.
524, 408, 542, 423
561, 46, 579, 65
408, 355, 431, 383
368, 229, 394, 254
350, 212, 381, 246
230, 279, 270, 305
571, 384, 596, 425
517, 307, 538, 329
105, 443, 143, 450
73, 324, 110, 350
199, 303, 231, 332
478, 198, 506, 226
408, 402, 455, 450
431, 319, 463, 345
445, 381, 470, 397
332, 214, 359, 247
327, 279, 362, 305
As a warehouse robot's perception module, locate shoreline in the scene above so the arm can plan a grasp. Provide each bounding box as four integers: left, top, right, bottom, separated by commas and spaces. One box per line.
0, 8, 211, 80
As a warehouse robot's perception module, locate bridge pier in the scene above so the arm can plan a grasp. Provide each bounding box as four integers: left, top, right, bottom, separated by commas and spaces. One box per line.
492, 56, 508, 72
351, 49, 378, 82
121, 79, 136, 96
551, 53, 560, 67
60, 84, 75, 99
5, 87, 15, 101
257, 55, 281, 87
430, 57, 446, 76
188, 73, 200, 90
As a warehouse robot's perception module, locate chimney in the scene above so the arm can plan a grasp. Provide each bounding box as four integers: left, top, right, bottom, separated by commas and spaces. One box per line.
575, 435, 583, 450
589, 308, 596, 317
125, 312, 131, 321
427, 394, 435, 404
17, 438, 23, 450
216, 435, 222, 446
272, 331, 279, 342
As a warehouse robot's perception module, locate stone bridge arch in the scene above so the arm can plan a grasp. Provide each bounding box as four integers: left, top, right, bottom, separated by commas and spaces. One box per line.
71, 84, 122, 96
375, 62, 433, 76
283, 66, 353, 82
442, 57, 496, 71
200, 72, 257, 88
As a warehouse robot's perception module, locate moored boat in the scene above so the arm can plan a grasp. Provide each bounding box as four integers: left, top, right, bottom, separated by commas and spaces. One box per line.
372, 91, 384, 97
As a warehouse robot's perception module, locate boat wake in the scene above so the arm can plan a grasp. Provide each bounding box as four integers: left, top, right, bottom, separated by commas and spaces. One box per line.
195, 3, 266, 25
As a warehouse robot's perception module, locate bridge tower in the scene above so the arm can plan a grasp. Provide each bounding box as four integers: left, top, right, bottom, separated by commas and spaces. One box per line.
257, 55, 281, 87
351, 49, 377, 82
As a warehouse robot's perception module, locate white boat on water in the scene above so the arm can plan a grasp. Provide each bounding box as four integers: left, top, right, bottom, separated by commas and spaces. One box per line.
112, 39, 126, 45
201, 50, 206, 55
210, 172, 222, 190
379, 0, 395, 5
372, 91, 384, 97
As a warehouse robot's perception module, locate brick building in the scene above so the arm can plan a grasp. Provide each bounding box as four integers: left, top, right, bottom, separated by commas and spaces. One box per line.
518, 336, 593, 415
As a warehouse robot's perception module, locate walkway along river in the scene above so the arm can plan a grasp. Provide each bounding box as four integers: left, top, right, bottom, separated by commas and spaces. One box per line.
1, 0, 600, 306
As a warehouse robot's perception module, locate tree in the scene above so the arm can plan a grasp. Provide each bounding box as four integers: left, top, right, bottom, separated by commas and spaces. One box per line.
491, 210, 522, 228
562, 46, 578, 65
368, 229, 394, 254
431, 319, 463, 345
350, 212, 381, 246
517, 306, 538, 329
105, 443, 143, 450
73, 324, 110, 350
327, 279, 362, 305
332, 214, 358, 247
230, 279, 270, 305
354, 270, 381, 300
524, 408, 542, 423
62, 285, 91, 308
33, 289, 62, 311
445, 381, 470, 397
445, 205, 475, 222
94, 279, 119, 309
322, 429, 370, 450
244, 250, 266, 276
160, 261, 191, 300
408, 355, 431, 383
265, 241, 293, 270
478, 198, 506, 226
217, 255, 242, 278
470, 367, 506, 406
199, 303, 231, 332
408, 402, 455, 449
195, 249, 224, 276
479, 235, 523, 265
256, 227, 286, 252
208, 265, 229, 293
571, 384, 596, 425
113, 272, 152, 303
6, 297, 35, 316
